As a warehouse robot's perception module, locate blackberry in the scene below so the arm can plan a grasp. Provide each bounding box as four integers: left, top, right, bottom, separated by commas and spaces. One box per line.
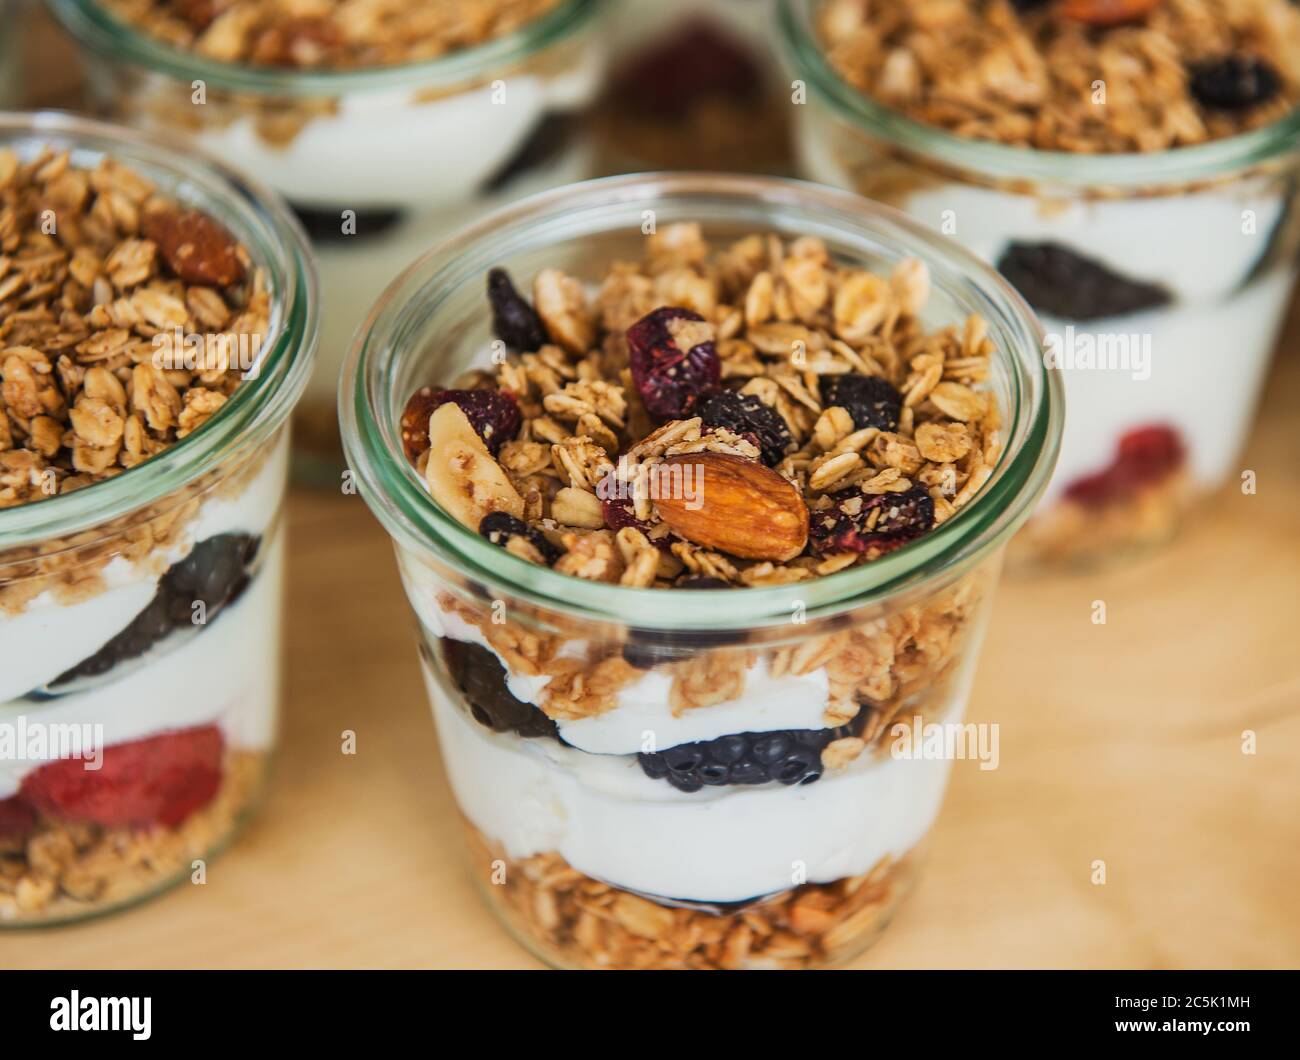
997, 242, 1171, 321
479, 511, 560, 565
819, 375, 902, 432
809, 484, 935, 556
1189, 56, 1281, 112
487, 268, 548, 352
638, 716, 866, 793
51, 534, 259, 686
627, 306, 721, 419
697, 390, 793, 467
441, 639, 558, 740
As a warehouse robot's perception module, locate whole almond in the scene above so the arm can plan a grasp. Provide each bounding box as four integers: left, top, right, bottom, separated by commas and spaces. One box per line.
142, 207, 246, 287
655, 453, 808, 562
1057, 0, 1161, 27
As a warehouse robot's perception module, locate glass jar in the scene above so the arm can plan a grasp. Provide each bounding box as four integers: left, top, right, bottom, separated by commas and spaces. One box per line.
0, 112, 317, 925
49, 0, 606, 477
0, 0, 22, 108
341, 173, 1061, 969
779, 0, 1300, 570
592, 0, 793, 175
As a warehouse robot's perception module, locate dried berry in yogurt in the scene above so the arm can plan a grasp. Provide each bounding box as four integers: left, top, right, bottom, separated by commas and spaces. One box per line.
997, 242, 1172, 321
441, 639, 559, 740
627, 306, 721, 419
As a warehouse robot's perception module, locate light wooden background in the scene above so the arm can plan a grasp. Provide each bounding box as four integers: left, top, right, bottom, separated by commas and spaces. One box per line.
5, 5, 1299, 968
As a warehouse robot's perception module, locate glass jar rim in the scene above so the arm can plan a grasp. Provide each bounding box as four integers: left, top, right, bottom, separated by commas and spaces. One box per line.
777, 0, 1300, 190
340, 172, 1063, 632
0, 110, 318, 550
48, 0, 605, 98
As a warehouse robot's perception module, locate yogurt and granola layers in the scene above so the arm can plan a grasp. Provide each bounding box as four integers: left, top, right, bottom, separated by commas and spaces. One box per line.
792, 0, 1300, 566
55, 0, 605, 465
398, 222, 1007, 968
0, 146, 295, 924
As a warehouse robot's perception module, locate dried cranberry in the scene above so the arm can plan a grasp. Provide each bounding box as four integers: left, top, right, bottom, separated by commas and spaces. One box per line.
487, 267, 548, 352
601, 494, 650, 534
627, 306, 721, 419
612, 18, 763, 120
698, 390, 794, 466
1189, 56, 1281, 111
809, 485, 936, 556
1065, 425, 1186, 508
479, 512, 560, 565
406, 387, 520, 457
997, 242, 1171, 321
820, 375, 903, 433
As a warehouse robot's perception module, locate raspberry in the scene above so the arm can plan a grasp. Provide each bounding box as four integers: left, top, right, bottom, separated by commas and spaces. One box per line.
997, 242, 1171, 321
0, 796, 35, 838
441, 640, 558, 740
820, 375, 903, 433
401, 387, 520, 461
20, 725, 225, 829
1065, 425, 1185, 508
697, 390, 793, 466
611, 18, 763, 120
487, 267, 548, 352
627, 306, 721, 419
479, 511, 560, 565
1189, 56, 1281, 111
809, 484, 936, 556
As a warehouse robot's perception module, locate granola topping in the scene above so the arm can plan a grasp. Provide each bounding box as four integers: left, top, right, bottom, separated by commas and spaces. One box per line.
404, 223, 1002, 590
98, 0, 565, 69
818, 0, 1300, 152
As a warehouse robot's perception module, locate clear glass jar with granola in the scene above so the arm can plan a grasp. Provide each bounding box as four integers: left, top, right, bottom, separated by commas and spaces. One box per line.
49, 0, 605, 475
0, 112, 317, 924
341, 173, 1061, 969
781, 0, 1300, 568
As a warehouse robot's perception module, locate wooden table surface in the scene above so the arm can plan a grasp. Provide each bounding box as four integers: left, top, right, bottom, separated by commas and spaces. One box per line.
6, 5, 1300, 970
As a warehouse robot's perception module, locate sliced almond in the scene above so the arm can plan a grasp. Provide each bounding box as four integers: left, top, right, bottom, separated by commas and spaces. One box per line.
422, 402, 523, 530
655, 453, 808, 562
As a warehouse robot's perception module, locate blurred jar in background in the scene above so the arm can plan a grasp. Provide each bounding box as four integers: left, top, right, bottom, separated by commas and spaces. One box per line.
592, 0, 793, 175
49, 0, 606, 478
0, 0, 23, 107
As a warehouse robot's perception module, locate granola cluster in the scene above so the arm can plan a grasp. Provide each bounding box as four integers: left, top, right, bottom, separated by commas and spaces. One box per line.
0, 751, 265, 922
0, 147, 267, 509
819, 0, 1300, 152
468, 824, 914, 969
99, 0, 563, 67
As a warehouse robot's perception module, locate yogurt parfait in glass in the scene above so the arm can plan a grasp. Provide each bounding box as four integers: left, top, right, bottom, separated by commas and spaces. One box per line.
0, 112, 316, 924
781, 0, 1300, 567
342, 173, 1061, 968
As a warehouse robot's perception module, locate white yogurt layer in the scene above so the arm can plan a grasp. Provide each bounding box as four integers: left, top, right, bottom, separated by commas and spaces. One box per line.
800, 125, 1297, 501
137, 43, 602, 212
399, 552, 839, 752
426, 658, 954, 902
0, 529, 282, 799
